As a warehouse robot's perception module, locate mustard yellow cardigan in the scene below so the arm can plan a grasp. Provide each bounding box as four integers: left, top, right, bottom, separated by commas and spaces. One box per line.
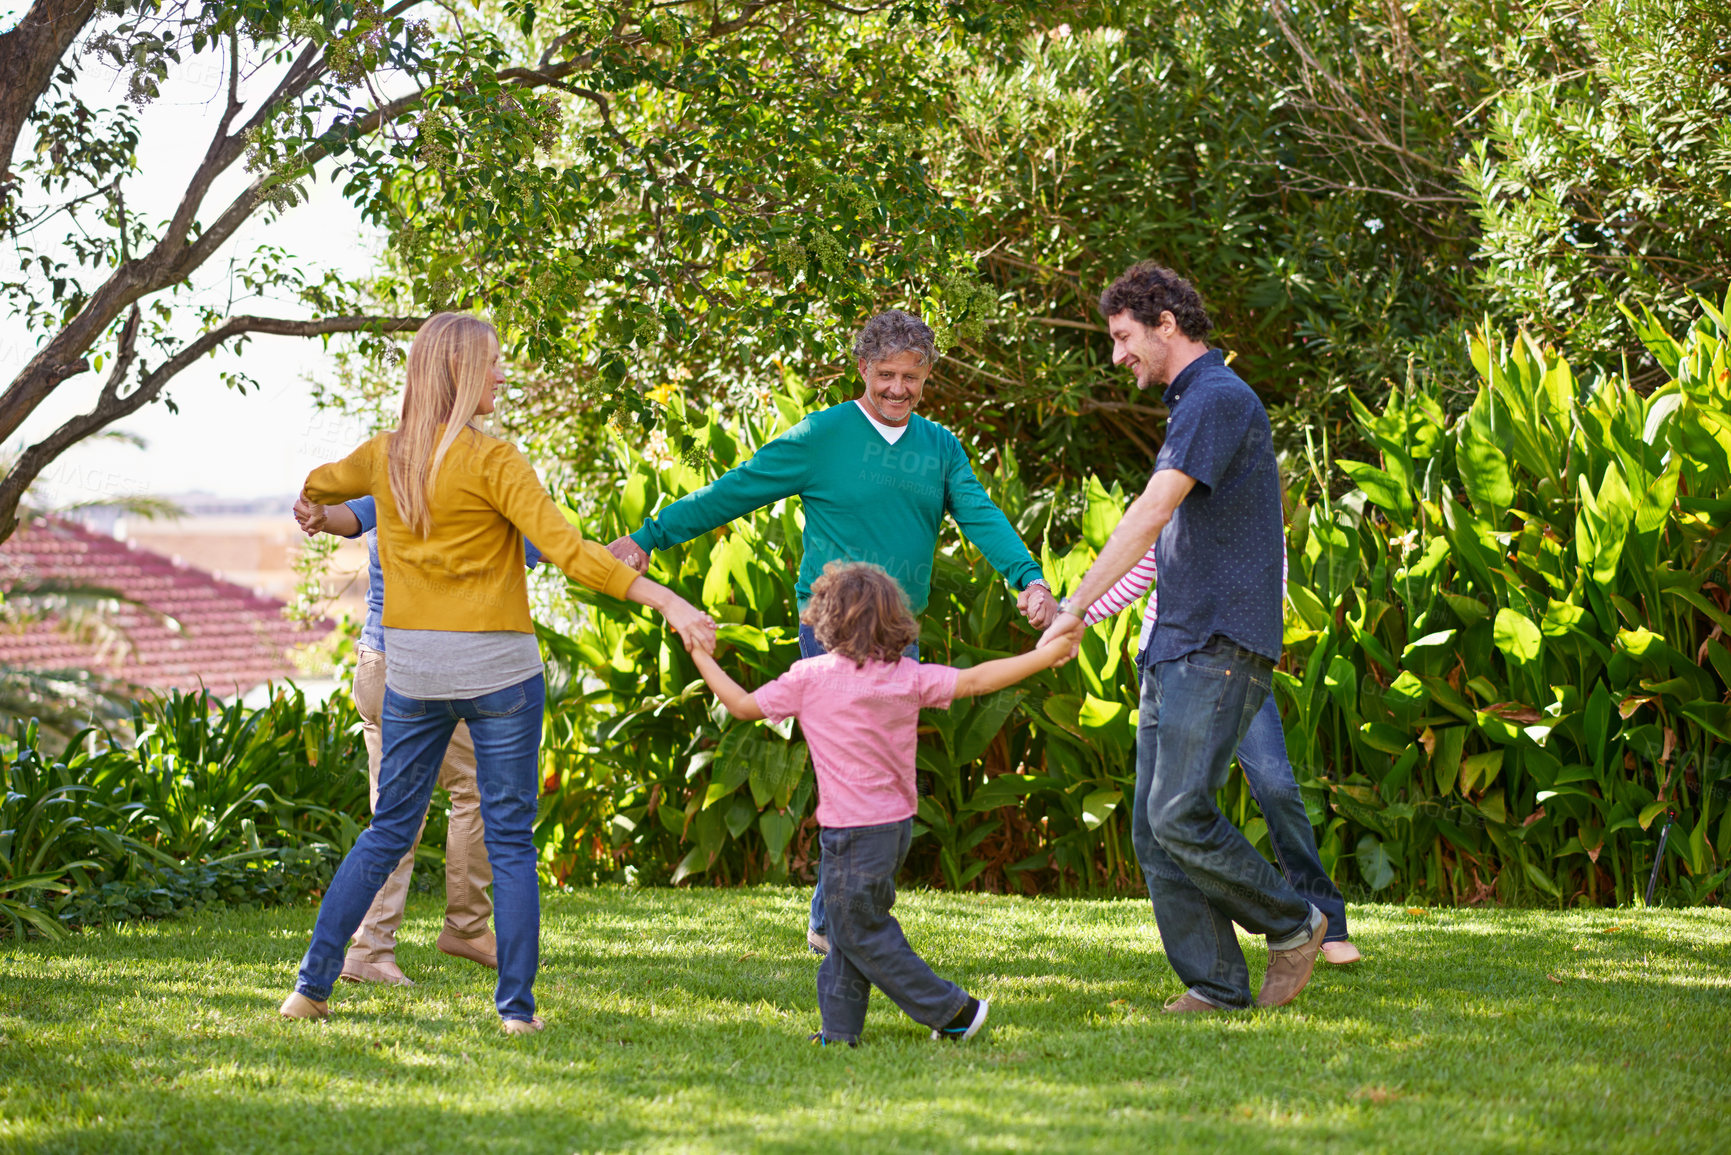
303, 427, 638, 633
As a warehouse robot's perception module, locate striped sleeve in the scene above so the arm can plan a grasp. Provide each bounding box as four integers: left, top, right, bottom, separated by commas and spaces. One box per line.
1083, 547, 1158, 627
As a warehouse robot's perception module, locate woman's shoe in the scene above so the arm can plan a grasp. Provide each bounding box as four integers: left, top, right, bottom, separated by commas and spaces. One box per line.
1321, 940, 1363, 965
279, 992, 328, 1020
500, 1016, 545, 1035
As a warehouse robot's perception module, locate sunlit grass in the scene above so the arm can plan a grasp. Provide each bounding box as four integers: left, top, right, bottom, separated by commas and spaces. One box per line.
3, 889, 1728, 1153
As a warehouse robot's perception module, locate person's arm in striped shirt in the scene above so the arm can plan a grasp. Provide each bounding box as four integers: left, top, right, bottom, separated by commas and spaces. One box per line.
1077, 540, 1289, 631
1081, 546, 1157, 628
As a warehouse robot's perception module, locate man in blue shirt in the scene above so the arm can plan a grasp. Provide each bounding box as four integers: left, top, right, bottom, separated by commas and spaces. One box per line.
1040, 263, 1324, 1012
294, 496, 541, 985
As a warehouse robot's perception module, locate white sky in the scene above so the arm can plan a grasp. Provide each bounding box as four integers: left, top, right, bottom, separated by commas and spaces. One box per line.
4, 29, 387, 505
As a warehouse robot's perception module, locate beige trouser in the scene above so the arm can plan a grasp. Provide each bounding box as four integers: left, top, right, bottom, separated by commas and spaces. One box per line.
347, 646, 494, 962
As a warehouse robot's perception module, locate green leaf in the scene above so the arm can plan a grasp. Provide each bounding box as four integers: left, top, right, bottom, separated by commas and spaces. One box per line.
952, 689, 1024, 767
1523, 860, 1561, 897
1080, 474, 1122, 552
1460, 750, 1504, 794
1430, 725, 1467, 796
748, 740, 808, 811
1356, 835, 1396, 891
1456, 394, 1515, 511
1493, 608, 1543, 663
759, 810, 795, 863
963, 774, 1049, 812
1359, 722, 1411, 755
724, 795, 756, 840
1080, 788, 1122, 830
1339, 460, 1413, 523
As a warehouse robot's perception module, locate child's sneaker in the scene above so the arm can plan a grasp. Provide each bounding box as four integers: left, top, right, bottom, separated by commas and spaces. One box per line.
809, 1031, 857, 1048
931, 997, 989, 1041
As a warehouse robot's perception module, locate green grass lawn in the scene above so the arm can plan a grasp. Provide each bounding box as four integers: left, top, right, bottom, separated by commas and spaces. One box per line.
2, 889, 1728, 1154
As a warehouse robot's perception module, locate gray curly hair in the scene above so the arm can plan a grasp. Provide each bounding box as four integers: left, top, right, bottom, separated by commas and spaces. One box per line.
852, 309, 937, 368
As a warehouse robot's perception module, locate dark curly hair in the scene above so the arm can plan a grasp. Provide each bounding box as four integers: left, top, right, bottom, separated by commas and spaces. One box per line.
1098, 262, 1212, 341
802, 561, 919, 666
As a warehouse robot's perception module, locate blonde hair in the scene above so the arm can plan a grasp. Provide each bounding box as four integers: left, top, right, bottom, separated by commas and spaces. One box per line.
389, 312, 499, 538
802, 561, 919, 666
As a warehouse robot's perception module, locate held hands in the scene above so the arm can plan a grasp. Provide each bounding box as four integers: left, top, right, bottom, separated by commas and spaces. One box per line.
607, 535, 651, 574
662, 596, 717, 656
1035, 628, 1080, 668
1018, 581, 1059, 629
292, 495, 328, 537
1037, 610, 1085, 657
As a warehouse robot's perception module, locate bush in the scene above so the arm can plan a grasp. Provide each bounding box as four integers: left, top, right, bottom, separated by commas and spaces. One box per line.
536, 293, 1731, 907
1282, 291, 1731, 905
0, 686, 372, 938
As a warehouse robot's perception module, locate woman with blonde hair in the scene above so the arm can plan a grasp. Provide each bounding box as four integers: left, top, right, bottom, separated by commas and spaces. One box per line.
279, 312, 715, 1033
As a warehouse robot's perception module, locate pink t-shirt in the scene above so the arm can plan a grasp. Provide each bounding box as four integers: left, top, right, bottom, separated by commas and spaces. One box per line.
753, 653, 959, 828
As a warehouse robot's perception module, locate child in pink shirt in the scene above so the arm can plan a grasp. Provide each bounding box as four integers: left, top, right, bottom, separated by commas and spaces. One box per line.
692, 561, 1073, 1045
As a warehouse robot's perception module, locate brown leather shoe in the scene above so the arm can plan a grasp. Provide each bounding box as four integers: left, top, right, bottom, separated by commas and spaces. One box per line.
279, 991, 328, 1020
438, 929, 498, 970
1257, 912, 1327, 1007
340, 954, 415, 986
1162, 991, 1222, 1014
1321, 940, 1362, 965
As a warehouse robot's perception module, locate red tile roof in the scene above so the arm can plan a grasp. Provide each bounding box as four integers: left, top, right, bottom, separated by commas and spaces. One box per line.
0, 515, 330, 696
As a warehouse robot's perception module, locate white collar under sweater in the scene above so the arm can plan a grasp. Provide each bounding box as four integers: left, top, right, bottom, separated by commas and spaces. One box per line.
854, 399, 911, 445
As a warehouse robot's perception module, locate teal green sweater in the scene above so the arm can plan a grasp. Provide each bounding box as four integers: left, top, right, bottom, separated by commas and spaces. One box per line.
629, 402, 1042, 613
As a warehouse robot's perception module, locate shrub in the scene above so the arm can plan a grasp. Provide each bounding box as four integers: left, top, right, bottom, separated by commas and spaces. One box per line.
0, 687, 372, 937
536, 294, 1731, 907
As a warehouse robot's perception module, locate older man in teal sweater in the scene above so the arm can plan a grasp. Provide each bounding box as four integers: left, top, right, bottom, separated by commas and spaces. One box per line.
608, 309, 1056, 949
611, 311, 1053, 623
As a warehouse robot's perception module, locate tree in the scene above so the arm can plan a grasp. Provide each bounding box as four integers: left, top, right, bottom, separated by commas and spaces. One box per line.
907, 2, 1493, 489
0, 0, 1025, 544
1461, 0, 1731, 367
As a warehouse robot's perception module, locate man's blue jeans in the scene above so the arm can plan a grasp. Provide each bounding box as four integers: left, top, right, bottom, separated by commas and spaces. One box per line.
799, 623, 918, 938
817, 819, 971, 1042
295, 674, 546, 1022
1133, 636, 1316, 1007
1235, 695, 1350, 943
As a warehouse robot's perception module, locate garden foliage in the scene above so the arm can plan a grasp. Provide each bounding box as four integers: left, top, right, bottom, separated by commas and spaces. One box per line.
0, 687, 372, 938
534, 298, 1730, 906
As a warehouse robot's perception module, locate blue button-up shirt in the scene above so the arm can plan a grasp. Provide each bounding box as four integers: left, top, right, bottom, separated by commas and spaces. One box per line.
342, 496, 542, 654
1145, 350, 1284, 664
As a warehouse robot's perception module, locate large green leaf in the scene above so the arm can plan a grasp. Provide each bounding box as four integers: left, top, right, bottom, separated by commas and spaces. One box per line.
952, 689, 1025, 767
1339, 460, 1414, 524
1456, 390, 1515, 512
1080, 788, 1122, 830
1493, 608, 1543, 664
758, 810, 795, 864
1081, 474, 1124, 552
1356, 835, 1396, 891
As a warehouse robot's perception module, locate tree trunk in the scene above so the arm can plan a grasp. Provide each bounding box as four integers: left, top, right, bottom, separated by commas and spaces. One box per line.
0, 0, 100, 193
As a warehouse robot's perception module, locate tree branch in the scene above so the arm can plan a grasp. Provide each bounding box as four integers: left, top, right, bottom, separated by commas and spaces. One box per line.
0, 0, 100, 200
0, 313, 425, 542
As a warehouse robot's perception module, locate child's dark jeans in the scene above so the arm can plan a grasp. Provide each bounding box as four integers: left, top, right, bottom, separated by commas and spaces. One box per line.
816, 818, 970, 1043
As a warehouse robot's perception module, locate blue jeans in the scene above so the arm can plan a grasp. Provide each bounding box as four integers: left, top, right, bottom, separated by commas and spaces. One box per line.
1132, 636, 1317, 1008
295, 674, 546, 1022
1235, 695, 1350, 943
817, 819, 970, 1042
800, 623, 918, 937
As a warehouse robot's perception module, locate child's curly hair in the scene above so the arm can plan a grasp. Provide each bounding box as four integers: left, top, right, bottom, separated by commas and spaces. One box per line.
803, 561, 919, 666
